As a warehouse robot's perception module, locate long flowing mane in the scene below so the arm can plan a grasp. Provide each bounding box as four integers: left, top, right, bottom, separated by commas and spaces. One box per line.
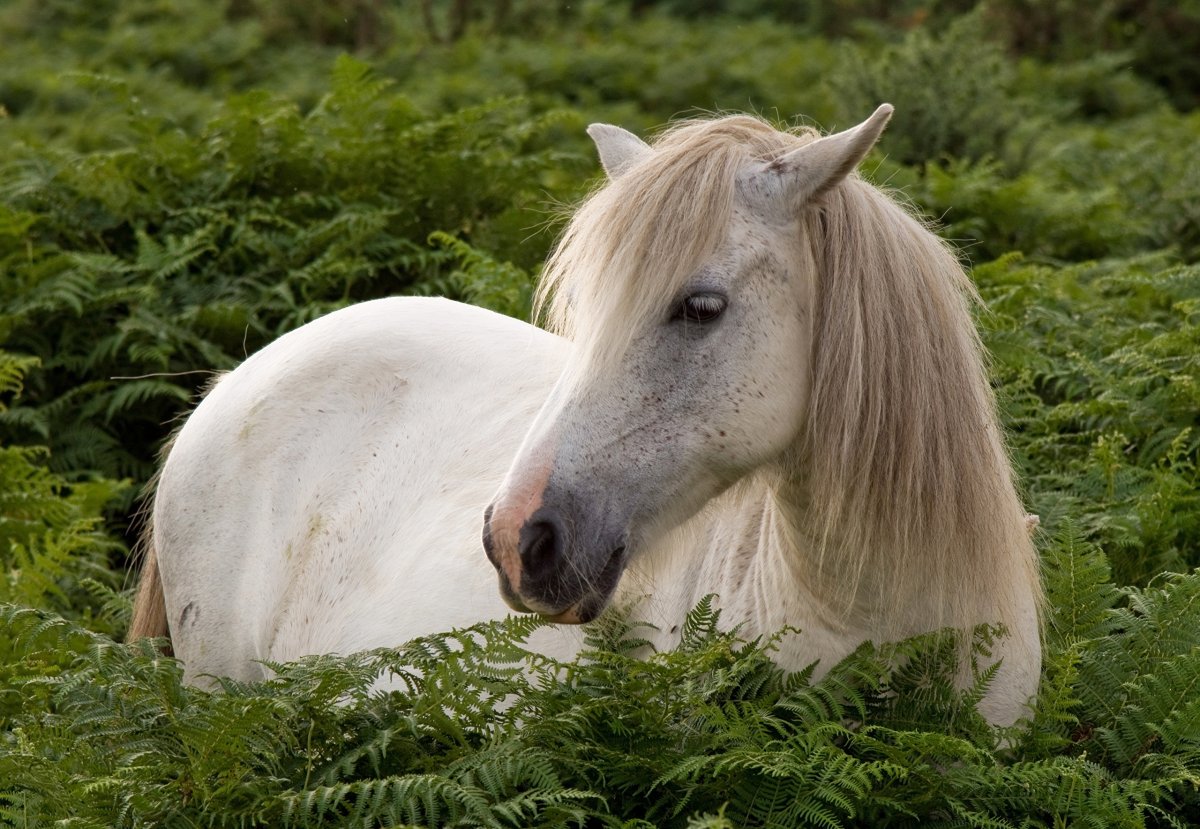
803, 176, 1040, 633
537, 115, 1041, 637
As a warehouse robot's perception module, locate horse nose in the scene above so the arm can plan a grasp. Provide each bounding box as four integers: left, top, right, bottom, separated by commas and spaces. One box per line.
519, 512, 567, 583
482, 503, 498, 567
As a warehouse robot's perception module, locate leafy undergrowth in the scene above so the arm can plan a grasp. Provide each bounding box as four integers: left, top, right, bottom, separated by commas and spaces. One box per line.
979, 256, 1200, 585
2, 527, 1199, 828
2, 2, 1200, 826
0, 55, 580, 486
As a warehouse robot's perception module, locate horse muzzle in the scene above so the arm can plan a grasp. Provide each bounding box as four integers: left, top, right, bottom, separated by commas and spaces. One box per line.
482, 502, 626, 624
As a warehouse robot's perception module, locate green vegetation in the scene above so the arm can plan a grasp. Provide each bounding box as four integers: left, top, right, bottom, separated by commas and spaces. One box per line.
1, 0, 1199, 825
6, 538, 1200, 826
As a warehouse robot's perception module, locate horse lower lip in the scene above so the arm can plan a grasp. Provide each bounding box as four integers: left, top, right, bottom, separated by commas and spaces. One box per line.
545, 597, 601, 624
522, 589, 607, 624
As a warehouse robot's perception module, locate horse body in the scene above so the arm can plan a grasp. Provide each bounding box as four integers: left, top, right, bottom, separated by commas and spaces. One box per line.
151, 298, 883, 684
153, 298, 579, 678
136, 106, 1042, 725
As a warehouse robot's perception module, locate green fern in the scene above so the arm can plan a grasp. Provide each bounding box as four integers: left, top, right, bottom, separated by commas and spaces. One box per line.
7, 568, 1200, 828
423, 231, 534, 320
3, 2, 1200, 826
0, 352, 39, 404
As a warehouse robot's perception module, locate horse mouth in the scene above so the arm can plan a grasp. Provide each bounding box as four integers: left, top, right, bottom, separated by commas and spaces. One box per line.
496, 545, 627, 625
545, 594, 607, 624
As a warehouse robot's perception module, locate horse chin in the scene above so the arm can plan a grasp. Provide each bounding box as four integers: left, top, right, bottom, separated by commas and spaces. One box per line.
495, 573, 609, 621
543, 593, 609, 625
500, 586, 612, 624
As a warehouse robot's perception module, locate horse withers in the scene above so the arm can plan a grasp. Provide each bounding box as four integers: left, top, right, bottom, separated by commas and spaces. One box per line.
130, 105, 1042, 726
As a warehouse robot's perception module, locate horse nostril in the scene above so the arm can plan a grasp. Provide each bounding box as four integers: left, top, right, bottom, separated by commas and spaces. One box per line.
519, 519, 560, 580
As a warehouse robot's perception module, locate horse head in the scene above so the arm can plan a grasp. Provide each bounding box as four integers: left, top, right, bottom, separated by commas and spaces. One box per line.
482, 106, 893, 623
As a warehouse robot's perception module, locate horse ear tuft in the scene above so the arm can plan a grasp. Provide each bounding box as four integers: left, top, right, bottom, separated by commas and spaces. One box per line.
587, 123, 652, 180
746, 104, 893, 216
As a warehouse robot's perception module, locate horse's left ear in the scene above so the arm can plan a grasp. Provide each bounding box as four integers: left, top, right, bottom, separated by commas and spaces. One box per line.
744, 104, 893, 216
587, 123, 652, 179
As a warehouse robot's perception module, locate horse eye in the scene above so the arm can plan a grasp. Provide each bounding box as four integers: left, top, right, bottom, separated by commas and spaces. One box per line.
676, 292, 727, 324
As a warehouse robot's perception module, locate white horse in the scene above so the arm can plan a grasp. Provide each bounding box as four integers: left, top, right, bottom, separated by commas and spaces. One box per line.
130, 105, 1042, 725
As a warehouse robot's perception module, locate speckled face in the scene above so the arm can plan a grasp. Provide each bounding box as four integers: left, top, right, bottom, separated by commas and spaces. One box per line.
482, 197, 818, 623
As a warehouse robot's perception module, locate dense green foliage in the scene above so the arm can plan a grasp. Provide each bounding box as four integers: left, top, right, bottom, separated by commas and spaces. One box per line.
0, 52, 576, 483
6, 533, 1200, 826
2, 0, 1199, 825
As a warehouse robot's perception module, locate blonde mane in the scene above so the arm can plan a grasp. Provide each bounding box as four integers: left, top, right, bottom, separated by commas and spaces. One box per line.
537, 114, 1041, 636
801, 176, 1040, 632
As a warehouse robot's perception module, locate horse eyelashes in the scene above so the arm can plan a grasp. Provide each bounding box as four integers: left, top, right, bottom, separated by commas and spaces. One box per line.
677, 293, 727, 323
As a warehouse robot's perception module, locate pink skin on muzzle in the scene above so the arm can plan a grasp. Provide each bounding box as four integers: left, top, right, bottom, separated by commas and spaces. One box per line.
485, 465, 548, 597
484, 454, 570, 612
484, 447, 602, 624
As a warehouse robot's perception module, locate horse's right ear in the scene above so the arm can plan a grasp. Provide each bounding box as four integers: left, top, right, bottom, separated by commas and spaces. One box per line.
743, 104, 893, 217
587, 123, 652, 179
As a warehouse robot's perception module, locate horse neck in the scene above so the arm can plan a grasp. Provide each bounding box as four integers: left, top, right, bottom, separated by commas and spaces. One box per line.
636, 470, 835, 641
682, 462, 1031, 645
700, 471, 871, 633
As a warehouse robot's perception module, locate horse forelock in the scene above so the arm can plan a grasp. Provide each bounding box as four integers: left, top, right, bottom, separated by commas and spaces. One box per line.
799, 178, 1042, 634
536, 115, 819, 370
